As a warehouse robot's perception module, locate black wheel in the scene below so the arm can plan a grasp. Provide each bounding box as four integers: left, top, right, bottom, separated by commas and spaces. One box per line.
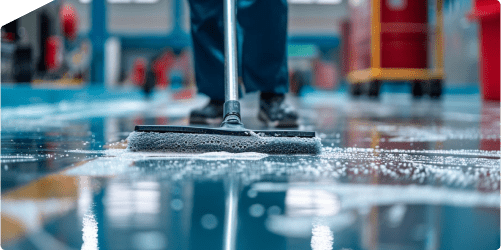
411, 80, 424, 98
368, 80, 381, 98
350, 83, 363, 97
429, 79, 443, 99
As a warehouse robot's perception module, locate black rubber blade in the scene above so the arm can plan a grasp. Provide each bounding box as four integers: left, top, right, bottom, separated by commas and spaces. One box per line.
135, 125, 315, 138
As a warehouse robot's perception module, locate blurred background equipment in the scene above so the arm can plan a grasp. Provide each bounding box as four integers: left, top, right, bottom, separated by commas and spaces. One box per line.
1, 19, 34, 83
0, 0, 496, 99
467, 0, 500, 101
44, 35, 62, 72
345, 0, 445, 98
60, 3, 78, 40
37, 10, 54, 76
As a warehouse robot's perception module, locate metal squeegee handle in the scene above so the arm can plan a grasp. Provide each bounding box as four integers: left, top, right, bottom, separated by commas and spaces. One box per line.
224, 0, 238, 102
222, 0, 243, 127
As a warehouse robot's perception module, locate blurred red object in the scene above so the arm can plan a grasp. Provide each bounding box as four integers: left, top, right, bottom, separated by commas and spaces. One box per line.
340, 20, 351, 77
177, 50, 195, 87
380, 0, 428, 69
479, 103, 500, 151
314, 60, 337, 90
348, 0, 429, 70
2, 32, 15, 42
152, 51, 175, 89
133, 117, 144, 126
60, 3, 78, 41
350, 2, 371, 71
156, 117, 169, 125
468, 0, 500, 101
131, 58, 147, 86
45, 36, 62, 71
173, 89, 195, 100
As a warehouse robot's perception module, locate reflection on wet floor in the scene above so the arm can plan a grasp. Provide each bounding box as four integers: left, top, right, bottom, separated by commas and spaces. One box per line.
1, 92, 500, 250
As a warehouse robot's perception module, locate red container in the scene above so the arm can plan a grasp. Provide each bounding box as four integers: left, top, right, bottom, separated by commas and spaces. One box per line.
349, 0, 429, 71
45, 36, 62, 72
340, 20, 351, 77
469, 0, 500, 101
380, 0, 428, 68
314, 60, 337, 90
350, 0, 371, 71
131, 58, 147, 86
153, 51, 175, 89
60, 3, 78, 40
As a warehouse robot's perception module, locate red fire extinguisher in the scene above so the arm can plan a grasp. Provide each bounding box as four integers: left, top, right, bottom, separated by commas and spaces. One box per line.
45, 36, 62, 72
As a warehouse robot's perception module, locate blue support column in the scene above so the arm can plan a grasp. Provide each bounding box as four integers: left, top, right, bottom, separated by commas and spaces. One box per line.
173, 0, 182, 34
90, 0, 107, 84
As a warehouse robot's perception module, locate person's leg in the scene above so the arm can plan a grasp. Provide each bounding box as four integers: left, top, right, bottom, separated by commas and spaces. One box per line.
188, 0, 225, 101
188, 0, 226, 125
237, 0, 289, 95
238, 0, 297, 128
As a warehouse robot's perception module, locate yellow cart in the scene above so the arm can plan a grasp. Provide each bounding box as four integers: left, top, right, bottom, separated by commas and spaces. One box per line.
346, 0, 445, 98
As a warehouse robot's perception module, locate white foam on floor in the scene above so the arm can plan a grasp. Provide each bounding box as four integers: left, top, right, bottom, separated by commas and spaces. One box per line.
64, 149, 269, 176
0, 155, 38, 163
251, 182, 500, 208
193, 152, 268, 161
65, 156, 138, 176
321, 147, 501, 158
68, 148, 268, 160
81, 210, 99, 250
311, 223, 334, 250
62, 146, 500, 194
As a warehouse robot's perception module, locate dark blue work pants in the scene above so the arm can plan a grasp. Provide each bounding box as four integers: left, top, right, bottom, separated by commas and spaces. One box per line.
188, 0, 289, 101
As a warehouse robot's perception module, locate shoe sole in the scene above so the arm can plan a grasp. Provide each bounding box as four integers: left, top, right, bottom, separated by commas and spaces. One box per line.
257, 110, 298, 128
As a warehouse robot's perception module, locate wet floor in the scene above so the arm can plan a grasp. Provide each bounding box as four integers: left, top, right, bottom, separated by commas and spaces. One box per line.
1, 90, 500, 250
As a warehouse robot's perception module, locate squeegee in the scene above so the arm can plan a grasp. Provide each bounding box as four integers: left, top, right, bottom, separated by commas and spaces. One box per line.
127, 0, 321, 154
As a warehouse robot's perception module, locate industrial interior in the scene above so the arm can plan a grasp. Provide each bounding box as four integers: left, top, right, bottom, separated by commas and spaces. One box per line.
1, 0, 500, 249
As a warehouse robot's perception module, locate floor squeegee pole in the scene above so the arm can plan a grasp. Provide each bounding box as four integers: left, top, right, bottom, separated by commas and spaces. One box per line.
223, 0, 238, 103
222, 0, 243, 128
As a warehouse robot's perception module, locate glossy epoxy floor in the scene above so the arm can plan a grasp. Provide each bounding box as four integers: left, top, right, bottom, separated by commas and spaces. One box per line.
1, 90, 500, 250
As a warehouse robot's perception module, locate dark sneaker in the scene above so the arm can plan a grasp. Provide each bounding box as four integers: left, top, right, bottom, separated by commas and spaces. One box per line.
189, 99, 224, 125
258, 93, 299, 128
